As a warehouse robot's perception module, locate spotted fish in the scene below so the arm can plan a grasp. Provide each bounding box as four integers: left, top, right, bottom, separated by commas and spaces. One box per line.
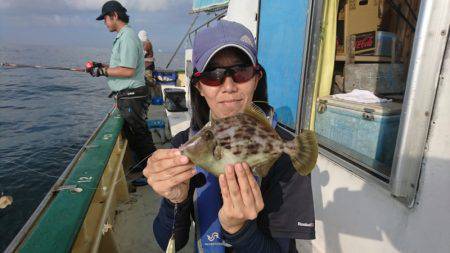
180, 104, 318, 177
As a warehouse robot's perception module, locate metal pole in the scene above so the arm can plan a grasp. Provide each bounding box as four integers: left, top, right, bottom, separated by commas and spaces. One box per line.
165, 14, 200, 69
188, 11, 227, 36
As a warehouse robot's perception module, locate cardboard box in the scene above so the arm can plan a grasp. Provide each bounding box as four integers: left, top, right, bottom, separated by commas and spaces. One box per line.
338, 0, 391, 57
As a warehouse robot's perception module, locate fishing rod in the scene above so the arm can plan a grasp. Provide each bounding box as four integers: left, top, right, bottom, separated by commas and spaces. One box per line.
0, 62, 87, 73
165, 10, 226, 69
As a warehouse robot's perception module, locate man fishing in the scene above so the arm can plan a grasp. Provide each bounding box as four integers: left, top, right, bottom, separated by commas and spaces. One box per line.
87, 0, 156, 172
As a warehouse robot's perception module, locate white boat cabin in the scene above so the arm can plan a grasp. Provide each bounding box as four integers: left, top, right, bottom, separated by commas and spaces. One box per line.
214, 0, 450, 252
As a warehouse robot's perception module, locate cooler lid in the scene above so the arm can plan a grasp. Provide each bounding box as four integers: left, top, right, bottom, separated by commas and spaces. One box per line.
317, 95, 403, 116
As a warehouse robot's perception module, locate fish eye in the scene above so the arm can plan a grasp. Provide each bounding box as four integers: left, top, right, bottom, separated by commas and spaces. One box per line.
203, 130, 213, 140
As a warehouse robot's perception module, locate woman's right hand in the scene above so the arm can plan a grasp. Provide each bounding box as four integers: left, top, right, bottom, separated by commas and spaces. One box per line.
143, 149, 196, 203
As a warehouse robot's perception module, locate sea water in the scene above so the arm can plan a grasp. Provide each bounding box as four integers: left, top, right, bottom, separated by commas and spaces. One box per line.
0, 43, 184, 250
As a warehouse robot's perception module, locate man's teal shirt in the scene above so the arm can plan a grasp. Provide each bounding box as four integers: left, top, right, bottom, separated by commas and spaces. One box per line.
107, 26, 145, 91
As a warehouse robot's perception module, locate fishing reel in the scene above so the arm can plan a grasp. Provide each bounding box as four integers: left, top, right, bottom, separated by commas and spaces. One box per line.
85, 61, 108, 77
85, 61, 102, 71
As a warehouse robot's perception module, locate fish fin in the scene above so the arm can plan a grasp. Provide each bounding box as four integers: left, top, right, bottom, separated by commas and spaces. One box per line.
213, 144, 222, 160
211, 117, 218, 126
253, 157, 278, 177
205, 120, 214, 127
243, 103, 272, 129
284, 130, 318, 176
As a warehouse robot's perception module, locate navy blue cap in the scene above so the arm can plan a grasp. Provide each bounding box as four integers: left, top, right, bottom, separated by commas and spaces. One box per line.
193, 20, 257, 73
96, 1, 127, 20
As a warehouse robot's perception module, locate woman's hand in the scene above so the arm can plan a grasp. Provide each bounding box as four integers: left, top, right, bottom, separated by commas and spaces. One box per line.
218, 162, 265, 234
143, 149, 196, 203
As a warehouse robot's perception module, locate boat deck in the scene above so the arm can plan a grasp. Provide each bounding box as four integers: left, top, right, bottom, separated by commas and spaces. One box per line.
112, 84, 195, 252
113, 183, 195, 252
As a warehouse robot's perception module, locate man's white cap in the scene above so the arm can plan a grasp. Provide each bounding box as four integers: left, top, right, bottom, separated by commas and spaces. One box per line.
138, 30, 148, 42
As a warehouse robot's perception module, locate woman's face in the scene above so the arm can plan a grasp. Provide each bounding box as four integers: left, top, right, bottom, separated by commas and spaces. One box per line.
195, 49, 261, 119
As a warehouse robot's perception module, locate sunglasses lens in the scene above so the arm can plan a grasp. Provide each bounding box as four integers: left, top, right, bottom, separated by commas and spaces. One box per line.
199, 77, 222, 86
232, 66, 255, 83
198, 65, 256, 86
199, 68, 225, 86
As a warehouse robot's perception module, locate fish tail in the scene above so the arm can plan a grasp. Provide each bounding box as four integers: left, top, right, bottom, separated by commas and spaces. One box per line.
284, 130, 318, 176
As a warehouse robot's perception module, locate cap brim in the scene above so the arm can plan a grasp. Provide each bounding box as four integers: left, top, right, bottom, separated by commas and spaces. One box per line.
197, 43, 257, 72
96, 13, 106, 20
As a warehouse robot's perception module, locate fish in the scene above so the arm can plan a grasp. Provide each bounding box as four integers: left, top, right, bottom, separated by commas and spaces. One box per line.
0, 195, 13, 209
180, 104, 318, 177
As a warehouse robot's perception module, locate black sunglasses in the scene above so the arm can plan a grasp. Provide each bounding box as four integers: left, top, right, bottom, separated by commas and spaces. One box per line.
193, 64, 260, 86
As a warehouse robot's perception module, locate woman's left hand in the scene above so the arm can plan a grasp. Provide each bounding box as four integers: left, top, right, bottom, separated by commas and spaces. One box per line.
218, 162, 265, 234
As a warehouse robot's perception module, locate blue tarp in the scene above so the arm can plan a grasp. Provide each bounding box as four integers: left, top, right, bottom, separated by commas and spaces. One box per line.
193, 0, 229, 12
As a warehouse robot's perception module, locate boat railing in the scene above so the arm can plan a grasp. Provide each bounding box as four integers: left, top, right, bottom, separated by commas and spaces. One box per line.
6, 106, 125, 253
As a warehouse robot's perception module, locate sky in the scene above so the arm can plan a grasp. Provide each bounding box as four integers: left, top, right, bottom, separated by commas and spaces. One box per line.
0, 0, 211, 52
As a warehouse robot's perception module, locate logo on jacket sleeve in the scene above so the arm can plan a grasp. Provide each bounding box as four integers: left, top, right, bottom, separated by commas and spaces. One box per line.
298, 221, 315, 227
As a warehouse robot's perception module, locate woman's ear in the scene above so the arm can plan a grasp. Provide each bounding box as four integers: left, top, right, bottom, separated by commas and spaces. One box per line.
255, 70, 263, 84
194, 83, 205, 97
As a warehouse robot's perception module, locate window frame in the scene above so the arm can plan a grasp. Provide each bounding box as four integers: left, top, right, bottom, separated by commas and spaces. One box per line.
299, 0, 450, 207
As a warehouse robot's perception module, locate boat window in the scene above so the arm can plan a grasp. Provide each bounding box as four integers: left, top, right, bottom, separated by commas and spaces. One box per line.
306, 0, 450, 206
311, 0, 421, 182
302, 0, 442, 194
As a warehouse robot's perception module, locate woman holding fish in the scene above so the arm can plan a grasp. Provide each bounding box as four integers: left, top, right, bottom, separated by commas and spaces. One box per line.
144, 20, 318, 253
